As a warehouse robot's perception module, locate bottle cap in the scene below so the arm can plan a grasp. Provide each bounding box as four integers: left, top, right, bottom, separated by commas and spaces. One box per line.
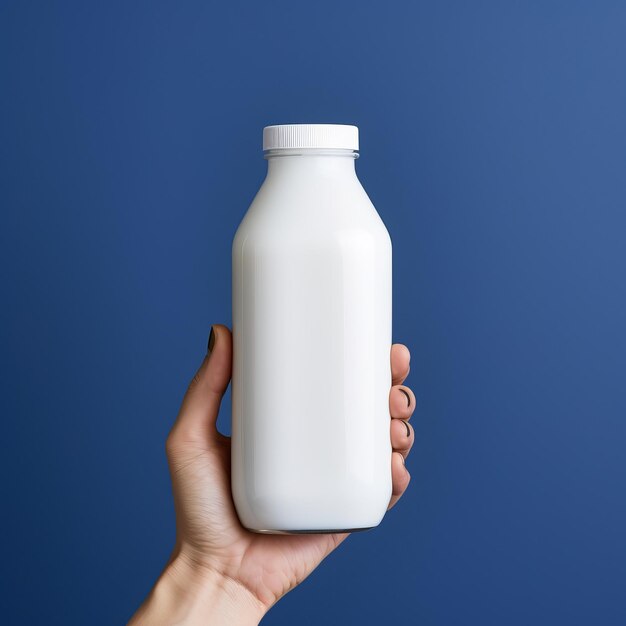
263, 124, 359, 151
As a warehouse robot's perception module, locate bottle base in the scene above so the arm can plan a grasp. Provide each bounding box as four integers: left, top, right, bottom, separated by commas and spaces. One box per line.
246, 526, 375, 535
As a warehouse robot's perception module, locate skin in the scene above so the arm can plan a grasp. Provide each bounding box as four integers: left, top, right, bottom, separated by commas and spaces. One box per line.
129, 324, 415, 625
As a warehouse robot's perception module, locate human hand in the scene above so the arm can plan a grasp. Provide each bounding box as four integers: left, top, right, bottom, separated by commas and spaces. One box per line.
129, 324, 415, 625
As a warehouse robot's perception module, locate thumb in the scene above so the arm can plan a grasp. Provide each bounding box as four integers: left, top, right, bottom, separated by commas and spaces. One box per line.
169, 324, 232, 447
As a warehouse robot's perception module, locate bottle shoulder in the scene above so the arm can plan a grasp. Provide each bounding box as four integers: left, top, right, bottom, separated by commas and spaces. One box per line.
233, 174, 390, 246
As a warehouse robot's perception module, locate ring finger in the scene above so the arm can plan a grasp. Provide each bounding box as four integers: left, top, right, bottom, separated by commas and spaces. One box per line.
391, 417, 413, 458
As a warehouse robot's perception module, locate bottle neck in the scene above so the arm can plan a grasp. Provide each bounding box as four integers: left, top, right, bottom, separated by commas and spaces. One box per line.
265, 148, 358, 178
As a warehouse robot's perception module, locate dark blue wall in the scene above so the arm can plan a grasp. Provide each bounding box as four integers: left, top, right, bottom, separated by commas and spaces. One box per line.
2, 2, 625, 624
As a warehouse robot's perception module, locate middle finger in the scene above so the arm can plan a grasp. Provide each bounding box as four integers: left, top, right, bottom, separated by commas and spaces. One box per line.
389, 384, 415, 420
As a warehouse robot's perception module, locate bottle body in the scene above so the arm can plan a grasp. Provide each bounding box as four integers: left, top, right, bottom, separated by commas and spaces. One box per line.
232, 145, 392, 533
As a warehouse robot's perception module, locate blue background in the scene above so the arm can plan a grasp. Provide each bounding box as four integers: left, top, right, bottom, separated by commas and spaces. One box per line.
1, 1, 625, 624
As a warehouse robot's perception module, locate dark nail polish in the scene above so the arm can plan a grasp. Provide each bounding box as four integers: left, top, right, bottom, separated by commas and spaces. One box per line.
404, 421, 411, 438
399, 388, 411, 407
208, 327, 216, 353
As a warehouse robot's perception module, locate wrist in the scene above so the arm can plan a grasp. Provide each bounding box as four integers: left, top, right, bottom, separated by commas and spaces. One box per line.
129, 549, 266, 626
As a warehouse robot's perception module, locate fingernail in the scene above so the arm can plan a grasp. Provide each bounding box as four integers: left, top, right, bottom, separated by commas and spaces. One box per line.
399, 453, 405, 466
404, 421, 411, 438
399, 388, 411, 407
208, 327, 216, 353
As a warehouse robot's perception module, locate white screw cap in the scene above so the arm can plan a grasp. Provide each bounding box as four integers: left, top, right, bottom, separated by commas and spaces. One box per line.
263, 124, 359, 151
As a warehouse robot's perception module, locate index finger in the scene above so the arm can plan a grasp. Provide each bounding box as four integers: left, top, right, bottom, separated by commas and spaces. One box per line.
391, 343, 410, 385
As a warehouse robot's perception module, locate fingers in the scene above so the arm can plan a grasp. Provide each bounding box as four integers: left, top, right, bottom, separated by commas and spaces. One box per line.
167, 324, 232, 449
391, 344, 410, 386
390, 379, 415, 456
390, 417, 413, 456
389, 384, 415, 420
389, 344, 413, 509
388, 451, 411, 510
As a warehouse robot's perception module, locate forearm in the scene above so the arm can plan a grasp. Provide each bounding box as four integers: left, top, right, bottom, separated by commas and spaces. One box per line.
129, 552, 266, 626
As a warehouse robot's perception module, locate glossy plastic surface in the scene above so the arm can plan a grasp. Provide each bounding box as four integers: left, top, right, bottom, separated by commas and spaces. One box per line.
232, 146, 392, 532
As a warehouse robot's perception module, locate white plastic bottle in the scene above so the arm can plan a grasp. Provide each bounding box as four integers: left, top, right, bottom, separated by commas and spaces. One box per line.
231, 124, 392, 533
